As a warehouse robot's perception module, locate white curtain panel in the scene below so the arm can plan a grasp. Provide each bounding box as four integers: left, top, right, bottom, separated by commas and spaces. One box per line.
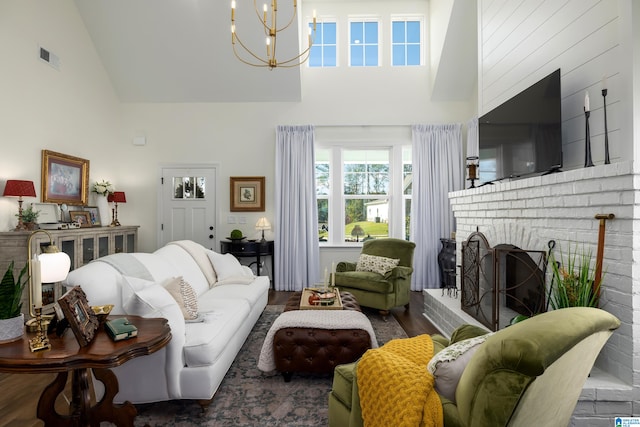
275, 125, 320, 291
410, 124, 463, 290
467, 117, 479, 159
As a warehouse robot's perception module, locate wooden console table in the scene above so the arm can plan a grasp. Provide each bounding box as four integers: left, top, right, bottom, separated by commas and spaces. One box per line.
220, 239, 274, 285
0, 316, 170, 427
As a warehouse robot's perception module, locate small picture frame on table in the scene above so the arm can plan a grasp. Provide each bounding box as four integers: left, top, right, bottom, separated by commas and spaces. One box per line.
69, 211, 92, 228
57, 286, 99, 347
84, 206, 101, 226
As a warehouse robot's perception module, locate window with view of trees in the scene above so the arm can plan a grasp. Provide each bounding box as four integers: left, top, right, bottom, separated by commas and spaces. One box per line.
316, 145, 412, 244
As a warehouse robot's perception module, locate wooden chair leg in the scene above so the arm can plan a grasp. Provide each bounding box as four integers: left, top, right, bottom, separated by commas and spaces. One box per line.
379, 310, 389, 321
404, 303, 410, 311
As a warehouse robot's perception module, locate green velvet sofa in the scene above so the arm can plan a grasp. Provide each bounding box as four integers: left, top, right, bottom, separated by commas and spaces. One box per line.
328, 307, 620, 427
333, 238, 416, 314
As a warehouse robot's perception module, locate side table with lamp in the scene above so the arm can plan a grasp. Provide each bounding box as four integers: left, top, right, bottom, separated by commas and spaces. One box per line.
221, 217, 274, 286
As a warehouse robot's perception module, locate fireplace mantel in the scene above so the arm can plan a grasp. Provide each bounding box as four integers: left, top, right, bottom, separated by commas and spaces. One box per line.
430, 160, 637, 422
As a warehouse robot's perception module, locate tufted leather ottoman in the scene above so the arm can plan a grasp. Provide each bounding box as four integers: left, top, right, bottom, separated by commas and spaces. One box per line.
274, 291, 373, 382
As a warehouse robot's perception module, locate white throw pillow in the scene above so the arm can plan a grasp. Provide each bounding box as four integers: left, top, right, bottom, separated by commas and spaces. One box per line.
207, 251, 255, 285
121, 275, 179, 318
163, 276, 199, 320
356, 253, 400, 276
427, 333, 492, 402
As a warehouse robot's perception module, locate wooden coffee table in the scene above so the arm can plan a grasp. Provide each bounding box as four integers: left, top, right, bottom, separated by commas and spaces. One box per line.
0, 315, 171, 427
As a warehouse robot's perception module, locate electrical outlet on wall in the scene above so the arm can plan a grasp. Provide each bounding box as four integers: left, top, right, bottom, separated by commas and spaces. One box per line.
227, 216, 236, 224
239, 216, 246, 224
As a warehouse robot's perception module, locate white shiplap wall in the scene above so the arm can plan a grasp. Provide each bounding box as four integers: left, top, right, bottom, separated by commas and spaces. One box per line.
474, 0, 640, 420
478, 0, 625, 171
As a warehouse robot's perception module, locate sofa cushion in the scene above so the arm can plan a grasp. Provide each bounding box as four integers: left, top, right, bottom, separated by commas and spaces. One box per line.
121, 275, 179, 317
332, 362, 358, 410
182, 298, 251, 367
427, 333, 492, 402
164, 276, 199, 320
332, 271, 393, 293
207, 252, 255, 285
356, 254, 400, 276
449, 324, 490, 344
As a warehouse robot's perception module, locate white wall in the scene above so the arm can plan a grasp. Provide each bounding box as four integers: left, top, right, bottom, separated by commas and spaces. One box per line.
0, 0, 473, 262
478, 0, 628, 171
0, 0, 124, 231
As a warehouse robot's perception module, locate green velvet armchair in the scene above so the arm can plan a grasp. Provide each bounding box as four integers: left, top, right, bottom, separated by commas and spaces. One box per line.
333, 238, 416, 315
328, 307, 620, 427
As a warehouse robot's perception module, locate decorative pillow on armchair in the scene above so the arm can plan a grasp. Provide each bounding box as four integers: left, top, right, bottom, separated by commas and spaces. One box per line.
427, 333, 493, 402
356, 254, 400, 276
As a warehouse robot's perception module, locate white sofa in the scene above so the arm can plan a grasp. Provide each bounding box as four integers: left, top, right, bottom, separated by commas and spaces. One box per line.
63, 240, 270, 406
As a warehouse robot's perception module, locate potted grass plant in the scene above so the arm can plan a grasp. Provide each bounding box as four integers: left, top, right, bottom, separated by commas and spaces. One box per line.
0, 261, 28, 343
549, 245, 601, 309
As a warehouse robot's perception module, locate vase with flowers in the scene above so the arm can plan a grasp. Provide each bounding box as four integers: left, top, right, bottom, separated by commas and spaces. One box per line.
92, 180, 114, 226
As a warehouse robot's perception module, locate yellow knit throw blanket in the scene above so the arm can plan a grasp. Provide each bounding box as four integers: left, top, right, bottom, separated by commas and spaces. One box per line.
357, 334, 443, 427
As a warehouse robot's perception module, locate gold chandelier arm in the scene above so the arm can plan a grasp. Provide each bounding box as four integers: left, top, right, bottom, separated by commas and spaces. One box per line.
232, 38, 270, 67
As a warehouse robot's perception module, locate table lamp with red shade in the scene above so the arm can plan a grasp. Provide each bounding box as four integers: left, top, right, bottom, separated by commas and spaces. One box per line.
107, 191, 126, 226
3, 179, 37, 231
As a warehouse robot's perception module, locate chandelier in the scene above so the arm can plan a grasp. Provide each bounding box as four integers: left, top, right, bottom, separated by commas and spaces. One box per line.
231, 0, 316, 69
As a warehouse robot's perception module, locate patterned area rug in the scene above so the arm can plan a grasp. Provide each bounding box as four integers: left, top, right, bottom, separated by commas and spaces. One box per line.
134, 305, 408, 427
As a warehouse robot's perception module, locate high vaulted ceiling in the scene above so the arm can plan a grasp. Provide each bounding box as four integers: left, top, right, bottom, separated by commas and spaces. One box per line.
74, 0, 305, 103
73, 0, 476, 104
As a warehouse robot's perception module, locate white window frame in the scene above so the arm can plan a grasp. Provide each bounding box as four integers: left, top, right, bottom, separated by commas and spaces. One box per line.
308, 16, 339, 68
316, 140, 409, 246
348, 17, 382, 67
390, 15, 425, 67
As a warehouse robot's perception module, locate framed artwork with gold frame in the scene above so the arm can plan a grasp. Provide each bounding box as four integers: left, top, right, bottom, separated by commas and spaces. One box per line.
41, 150, 90, 206
230, 176, 265, 212
57, 286, 99, 347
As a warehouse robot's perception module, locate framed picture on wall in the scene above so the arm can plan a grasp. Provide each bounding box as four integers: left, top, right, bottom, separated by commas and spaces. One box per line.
41, 150, 90, 206
230, 176, 265, 212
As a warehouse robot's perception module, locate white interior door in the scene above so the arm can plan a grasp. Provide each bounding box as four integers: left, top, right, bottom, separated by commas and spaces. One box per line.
159, 166, 217, 250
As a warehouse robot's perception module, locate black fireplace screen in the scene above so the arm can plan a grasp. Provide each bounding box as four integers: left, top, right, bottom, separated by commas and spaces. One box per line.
461, 231, 547, 331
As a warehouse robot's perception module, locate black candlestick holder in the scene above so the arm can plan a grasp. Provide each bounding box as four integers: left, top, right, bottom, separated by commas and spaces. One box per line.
584, 109, 594, 167
602, 88, 610, 164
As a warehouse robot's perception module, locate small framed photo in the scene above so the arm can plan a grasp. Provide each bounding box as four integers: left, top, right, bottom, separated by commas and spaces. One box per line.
84, 206, 101, 226
230, 176, 265, 212
57, 286, 99, 347
69, 211, 92, 228
41, 150, 90, 206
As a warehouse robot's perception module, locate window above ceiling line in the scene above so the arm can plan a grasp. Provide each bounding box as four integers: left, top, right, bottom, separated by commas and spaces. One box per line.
307, 14, 425, 68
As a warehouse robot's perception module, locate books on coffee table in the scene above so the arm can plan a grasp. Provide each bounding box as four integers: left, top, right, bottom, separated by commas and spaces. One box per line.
105, 318, 138, 341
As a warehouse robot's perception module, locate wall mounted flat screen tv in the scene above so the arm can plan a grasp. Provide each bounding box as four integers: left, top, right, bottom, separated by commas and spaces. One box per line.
478, 69, 562, 185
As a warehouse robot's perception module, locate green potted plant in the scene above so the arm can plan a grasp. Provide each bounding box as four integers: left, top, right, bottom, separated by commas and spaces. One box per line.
17, 206, 40, 230
0, 261, 29, 343
549, 245, 601, 309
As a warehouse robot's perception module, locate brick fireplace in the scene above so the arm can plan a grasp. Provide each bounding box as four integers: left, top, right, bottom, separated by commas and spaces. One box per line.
424, 161, 637, 422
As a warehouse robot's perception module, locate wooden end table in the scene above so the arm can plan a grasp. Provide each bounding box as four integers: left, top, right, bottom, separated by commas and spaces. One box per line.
0, 315, 171, 427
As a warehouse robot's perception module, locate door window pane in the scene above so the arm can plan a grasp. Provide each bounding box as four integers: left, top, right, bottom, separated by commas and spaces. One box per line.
173, 177, 205, 199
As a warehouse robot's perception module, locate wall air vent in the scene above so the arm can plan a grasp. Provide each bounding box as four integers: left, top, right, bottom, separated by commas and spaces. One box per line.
39, 46, 60, 70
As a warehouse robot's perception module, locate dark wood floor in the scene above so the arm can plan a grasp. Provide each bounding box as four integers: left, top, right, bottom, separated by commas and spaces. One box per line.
0, 291, 439, 427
